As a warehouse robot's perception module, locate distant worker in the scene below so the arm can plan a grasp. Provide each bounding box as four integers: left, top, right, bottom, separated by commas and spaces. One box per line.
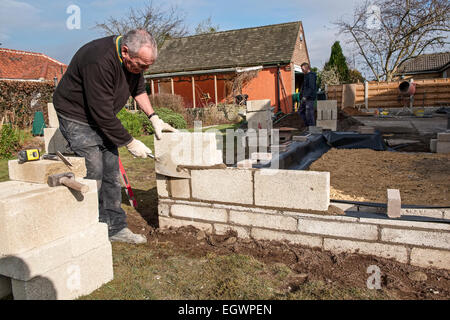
53, 29, 177, 244
299, 62, 317, 127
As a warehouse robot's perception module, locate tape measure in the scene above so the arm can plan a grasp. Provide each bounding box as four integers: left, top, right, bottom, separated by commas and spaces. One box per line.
18, 149, 41, 164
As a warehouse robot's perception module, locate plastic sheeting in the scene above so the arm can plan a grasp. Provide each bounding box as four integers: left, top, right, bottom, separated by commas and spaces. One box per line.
323, 131, 389, 151
254, 131, 390, 170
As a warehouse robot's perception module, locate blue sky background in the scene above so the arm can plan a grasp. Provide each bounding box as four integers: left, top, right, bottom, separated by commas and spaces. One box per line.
0, 0, 363, 69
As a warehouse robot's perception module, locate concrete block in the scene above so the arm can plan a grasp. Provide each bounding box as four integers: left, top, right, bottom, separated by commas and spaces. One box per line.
309, 126, 323, 134
430, 139, 437, 153
11, 243, 113, 300
156, 174, 169, 197
316, 100, 337, 120
254, 169, 330, 211
157, 202, 170, 217
237, 159, 256, 168
247, 110, 273, 131
246, 99, 271, 112
436, 141, 450, 154
292, 135, 308, 142
8, 157, 87, 184
154, 132, 223, 167
171, 204, 227, 223
437, 132, 450, 142
213, 203, 279, 215
316, 119, 337, 131
400, 208, 444, 219
229, 210, 297, 231
158, 217, 213, 233
298, 219, 379, 240
359, 217, 450, 231
214, 224, 250, 239
251, 228, 322, 248
270, 145, 288, 152
0, 275, 12, 299
387, 189, 401, 218
251, 152, 272, 161
358, 126, 375, 134
410, 248, 450, 270
381, 228, 450, 250
47, 103, 59, 128
191, 168, 253, 205
44, 128, 72, 154
169, 178, 190, 199
0, 223, 109, 281
0, 179, 98, 256
323, 238, 408, 263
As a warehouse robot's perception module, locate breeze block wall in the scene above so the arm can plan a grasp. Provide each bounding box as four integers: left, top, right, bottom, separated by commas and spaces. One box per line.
156, 133, 450, 271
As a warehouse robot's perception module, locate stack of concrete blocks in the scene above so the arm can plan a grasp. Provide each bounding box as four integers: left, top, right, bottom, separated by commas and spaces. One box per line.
431, 132, 450, 154
0, 158, 113, 300
246, 100, 273, 148
316, 100, 337, 131
44, 103, 72, 155
155, 133, 450, 272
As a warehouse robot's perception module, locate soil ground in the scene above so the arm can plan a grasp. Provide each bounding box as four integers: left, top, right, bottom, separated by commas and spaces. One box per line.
310, 148, 450, 206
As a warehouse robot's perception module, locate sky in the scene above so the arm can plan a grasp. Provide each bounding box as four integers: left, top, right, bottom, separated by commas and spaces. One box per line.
0, 0, 364, 69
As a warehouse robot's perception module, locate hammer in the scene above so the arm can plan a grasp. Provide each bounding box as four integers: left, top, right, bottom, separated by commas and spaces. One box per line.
47, 172, 89, 193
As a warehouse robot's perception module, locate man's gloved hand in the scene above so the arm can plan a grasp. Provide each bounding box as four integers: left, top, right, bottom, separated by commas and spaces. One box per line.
150, 114, 178, 140
301, 96, 307, 103
126, 138, 152, 158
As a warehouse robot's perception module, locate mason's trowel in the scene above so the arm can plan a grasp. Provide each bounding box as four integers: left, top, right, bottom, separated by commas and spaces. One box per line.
147, 152, 190, 178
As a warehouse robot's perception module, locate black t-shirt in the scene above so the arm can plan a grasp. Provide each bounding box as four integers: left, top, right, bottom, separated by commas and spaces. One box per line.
53, 35, 146, 147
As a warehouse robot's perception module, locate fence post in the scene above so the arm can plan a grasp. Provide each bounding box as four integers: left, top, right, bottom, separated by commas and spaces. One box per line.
364, 80, 368, 109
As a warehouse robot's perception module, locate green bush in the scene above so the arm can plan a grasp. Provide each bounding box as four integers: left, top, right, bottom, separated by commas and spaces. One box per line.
117, 107, 187, 137
0, 124, 20, 159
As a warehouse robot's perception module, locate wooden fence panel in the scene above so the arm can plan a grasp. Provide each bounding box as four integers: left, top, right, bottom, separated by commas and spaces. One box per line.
327, 78, 450, 109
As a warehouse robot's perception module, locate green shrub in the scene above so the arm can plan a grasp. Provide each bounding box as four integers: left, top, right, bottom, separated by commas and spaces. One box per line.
0, 124, 20, 159
117, 109, 145, 137
117, 107, 187, 137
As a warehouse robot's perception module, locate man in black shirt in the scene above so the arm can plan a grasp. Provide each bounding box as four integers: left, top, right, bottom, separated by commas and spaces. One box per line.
54, 29, 177, 244
299, 62, 317, 127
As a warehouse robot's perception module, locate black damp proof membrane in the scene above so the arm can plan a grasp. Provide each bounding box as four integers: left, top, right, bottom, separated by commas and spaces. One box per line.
254, 130, 389, 171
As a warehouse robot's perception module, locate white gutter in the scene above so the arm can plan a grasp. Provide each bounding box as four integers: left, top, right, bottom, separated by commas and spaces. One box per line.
0, 78, 46, 82
236, 65, 263, 73
145, 67, 237, 79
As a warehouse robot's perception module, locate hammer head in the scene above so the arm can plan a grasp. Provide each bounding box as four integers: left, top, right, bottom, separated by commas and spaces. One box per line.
47, 172, 75, 187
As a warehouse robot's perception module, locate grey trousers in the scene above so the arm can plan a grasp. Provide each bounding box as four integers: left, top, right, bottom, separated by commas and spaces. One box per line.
299, 99, 316, 127
57, 115, 127, 236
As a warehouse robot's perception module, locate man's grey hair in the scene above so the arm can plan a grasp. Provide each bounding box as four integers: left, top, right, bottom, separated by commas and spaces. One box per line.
122, 29, 158, 58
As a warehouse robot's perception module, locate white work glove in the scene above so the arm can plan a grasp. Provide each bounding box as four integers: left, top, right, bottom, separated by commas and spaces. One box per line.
149, 115, 178, 140
126, 138, 152, 158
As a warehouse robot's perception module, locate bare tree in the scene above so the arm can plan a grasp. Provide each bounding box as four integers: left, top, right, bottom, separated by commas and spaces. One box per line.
194, 17, 220, 35
336, 0, 450, 81
94, 0, 188, 48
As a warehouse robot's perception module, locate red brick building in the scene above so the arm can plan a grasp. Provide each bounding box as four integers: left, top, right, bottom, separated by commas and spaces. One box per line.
146, 21, 310, 114
0, 48, 67, 82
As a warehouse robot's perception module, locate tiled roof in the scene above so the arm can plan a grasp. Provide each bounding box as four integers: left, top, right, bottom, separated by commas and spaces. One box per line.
397, 52, 450, 74
0, 48, 67, 81
147, 21, 302, 75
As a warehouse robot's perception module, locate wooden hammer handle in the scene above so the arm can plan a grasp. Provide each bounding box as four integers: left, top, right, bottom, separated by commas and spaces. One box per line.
60, 177, 89, 193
